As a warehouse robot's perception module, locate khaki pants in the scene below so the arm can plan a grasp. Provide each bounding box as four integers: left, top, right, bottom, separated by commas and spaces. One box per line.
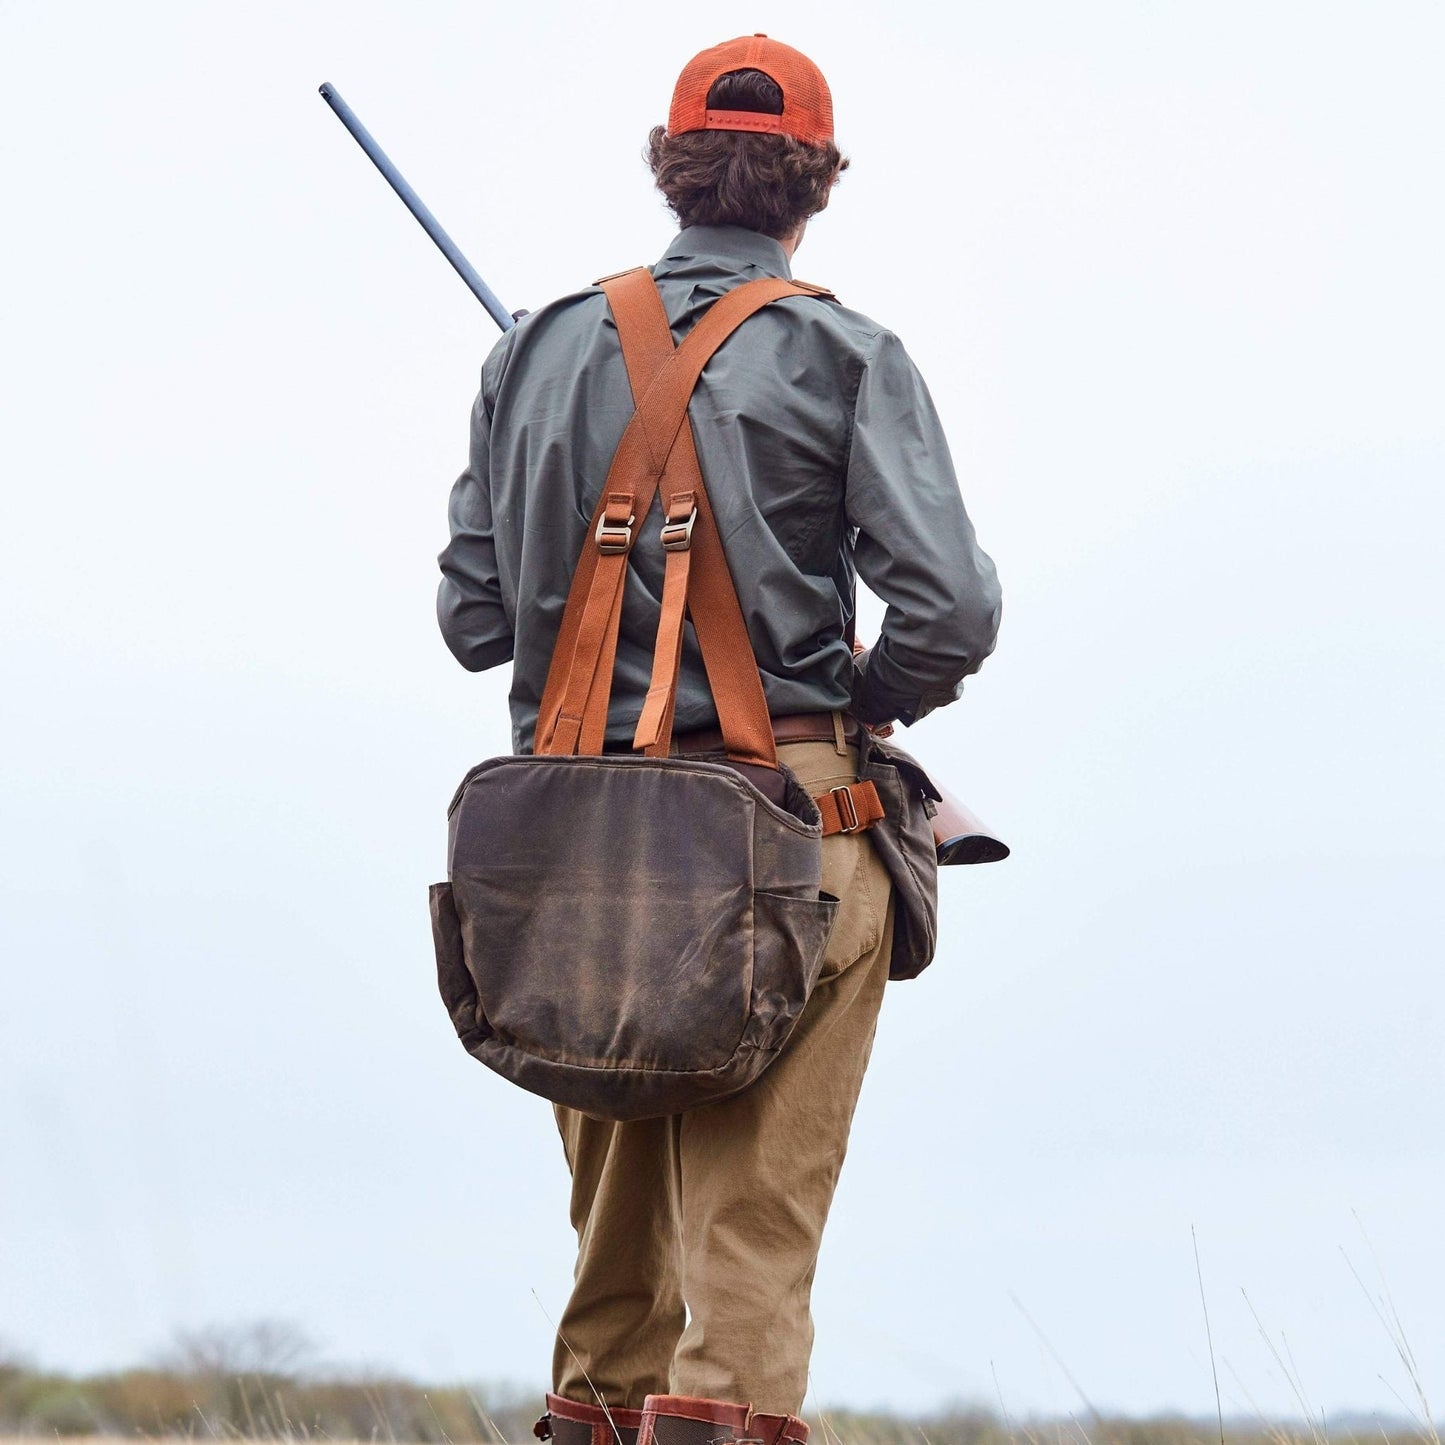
552, 740, 895, 1416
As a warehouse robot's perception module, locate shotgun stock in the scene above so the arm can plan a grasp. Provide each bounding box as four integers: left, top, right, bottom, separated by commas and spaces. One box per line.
931, 784, 1009, 866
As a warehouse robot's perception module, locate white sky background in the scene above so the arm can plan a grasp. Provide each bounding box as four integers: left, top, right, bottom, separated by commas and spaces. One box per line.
2, 0, 1442, 1422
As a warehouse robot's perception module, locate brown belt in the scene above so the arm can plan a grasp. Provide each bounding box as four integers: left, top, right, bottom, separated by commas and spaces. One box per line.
670, 711, 861, 756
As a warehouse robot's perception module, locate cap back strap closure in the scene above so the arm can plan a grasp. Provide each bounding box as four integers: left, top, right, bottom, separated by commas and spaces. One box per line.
535, 270, 835, 768
703, 109, 786, 135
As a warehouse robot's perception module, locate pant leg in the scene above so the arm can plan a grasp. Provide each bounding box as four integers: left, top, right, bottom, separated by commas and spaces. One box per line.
551, 1108, 686, 1409
671, 740, 895, 1414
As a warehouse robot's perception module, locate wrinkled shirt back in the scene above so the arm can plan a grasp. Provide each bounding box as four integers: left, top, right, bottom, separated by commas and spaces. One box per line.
438, 225, 1001, 752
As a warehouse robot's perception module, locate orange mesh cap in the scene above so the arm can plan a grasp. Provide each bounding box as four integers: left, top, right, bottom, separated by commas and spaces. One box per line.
668, 33, 834, 148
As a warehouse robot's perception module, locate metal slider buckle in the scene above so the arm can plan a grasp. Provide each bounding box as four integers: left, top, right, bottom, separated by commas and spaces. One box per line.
595, 512, 636, 554
660, 505, 698, 552
829, 784, 860, 833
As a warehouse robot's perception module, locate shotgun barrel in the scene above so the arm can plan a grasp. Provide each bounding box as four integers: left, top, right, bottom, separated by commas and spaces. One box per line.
319, 82, 515, 331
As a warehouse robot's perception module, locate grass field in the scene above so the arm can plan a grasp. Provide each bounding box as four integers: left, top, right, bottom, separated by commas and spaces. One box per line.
0, 1426, 1440, 1445
2, 1343, 1437, 1445
0, 1410, 1441, 1445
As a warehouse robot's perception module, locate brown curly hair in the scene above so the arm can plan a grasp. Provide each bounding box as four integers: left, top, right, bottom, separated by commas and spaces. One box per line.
646, 69, 848, 241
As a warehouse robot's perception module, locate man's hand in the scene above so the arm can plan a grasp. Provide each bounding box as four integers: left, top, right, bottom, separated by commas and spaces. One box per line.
851, 638, 895, 738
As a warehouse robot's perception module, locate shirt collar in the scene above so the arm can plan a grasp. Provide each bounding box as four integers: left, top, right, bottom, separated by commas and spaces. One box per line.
657, 225, 793, 281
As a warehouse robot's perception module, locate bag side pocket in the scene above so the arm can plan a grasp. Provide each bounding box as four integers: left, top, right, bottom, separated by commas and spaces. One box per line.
855, 736, 941, 981
747, 887, 840, 1046
429, 882, 491, 1049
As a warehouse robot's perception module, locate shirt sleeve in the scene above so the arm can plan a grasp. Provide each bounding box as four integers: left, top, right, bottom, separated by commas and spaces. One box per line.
844, 328, 1002, 726
436, 377, 515, 671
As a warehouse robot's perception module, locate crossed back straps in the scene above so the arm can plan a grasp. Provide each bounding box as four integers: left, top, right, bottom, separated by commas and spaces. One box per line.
534, 268, 835, 769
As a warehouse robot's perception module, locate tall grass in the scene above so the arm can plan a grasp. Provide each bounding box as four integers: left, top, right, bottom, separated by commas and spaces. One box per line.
0, 1361, 1436, 1445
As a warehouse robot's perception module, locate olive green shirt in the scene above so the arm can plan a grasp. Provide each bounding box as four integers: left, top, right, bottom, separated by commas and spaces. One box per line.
438, 225, 1001, 750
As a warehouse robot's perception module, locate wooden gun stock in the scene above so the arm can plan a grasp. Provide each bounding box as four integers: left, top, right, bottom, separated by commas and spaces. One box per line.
851, 639, 1006, 865
931, 783, 1010, 866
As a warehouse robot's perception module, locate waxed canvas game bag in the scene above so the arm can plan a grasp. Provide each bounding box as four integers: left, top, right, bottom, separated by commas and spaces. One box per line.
428, 269, 887, 1122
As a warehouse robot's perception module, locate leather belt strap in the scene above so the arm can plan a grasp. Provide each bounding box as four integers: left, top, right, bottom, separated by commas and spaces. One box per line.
814, 779, 885, 836
533, 268, 836, 769
669, 711, 861, 755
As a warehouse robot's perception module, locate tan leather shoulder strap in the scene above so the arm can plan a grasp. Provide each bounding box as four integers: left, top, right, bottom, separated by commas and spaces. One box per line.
535, 268, 834, 767
534, 269, 667, 755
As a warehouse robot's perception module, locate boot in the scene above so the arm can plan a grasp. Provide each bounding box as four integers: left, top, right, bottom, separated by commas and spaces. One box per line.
637, 1394, 808, 1445
535, 1393, 645, 1445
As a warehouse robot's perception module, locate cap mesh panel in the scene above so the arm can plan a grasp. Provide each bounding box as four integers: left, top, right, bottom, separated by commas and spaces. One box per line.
668, 35, 833, 146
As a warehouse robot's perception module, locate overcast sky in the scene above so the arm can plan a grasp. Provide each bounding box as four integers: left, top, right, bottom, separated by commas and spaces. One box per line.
2, 0, 1443, 1425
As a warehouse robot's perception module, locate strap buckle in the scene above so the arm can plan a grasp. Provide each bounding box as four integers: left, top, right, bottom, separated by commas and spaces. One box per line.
829, 784, 861, 834
660, 505, 698, 552
595, 512, 636, 555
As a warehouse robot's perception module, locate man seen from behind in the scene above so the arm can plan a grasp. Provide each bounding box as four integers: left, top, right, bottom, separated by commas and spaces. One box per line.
438, 33, 1001, 1445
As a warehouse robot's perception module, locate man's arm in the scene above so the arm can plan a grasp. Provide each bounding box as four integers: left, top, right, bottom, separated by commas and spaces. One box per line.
844, 328, 1001, 727
437, 381, 514, 671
